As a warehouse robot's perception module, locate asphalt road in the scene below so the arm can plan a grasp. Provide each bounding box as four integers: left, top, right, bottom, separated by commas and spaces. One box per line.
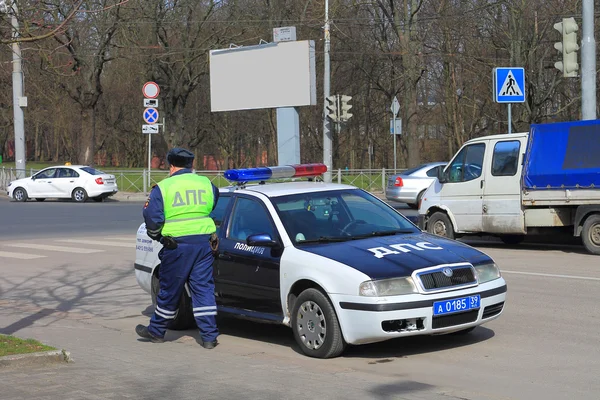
0, 196, 143, 239
1, 198, 599, 399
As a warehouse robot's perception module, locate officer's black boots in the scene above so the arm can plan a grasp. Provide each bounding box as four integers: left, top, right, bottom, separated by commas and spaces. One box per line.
135, 324, 165, 343
198, 338, 218, 349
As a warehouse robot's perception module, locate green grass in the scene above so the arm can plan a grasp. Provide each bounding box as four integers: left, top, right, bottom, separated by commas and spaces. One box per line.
0, 334, 56, 357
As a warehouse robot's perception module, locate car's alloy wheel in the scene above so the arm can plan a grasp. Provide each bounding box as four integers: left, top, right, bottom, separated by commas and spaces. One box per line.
72, 188, 88, 203
292, 288, 345, 358
13, 188, 27, 202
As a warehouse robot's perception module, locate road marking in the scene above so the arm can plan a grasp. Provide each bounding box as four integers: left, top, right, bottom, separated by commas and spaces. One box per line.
502, 270, 600, 282
55, 239, 133, 248
7, 244, 104, 254
0, 251, 47, 260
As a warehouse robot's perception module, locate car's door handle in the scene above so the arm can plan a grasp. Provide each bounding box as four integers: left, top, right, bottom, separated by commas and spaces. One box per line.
480, 180, 484, 189
218, 253, 232, 261
69, 180, 74, 183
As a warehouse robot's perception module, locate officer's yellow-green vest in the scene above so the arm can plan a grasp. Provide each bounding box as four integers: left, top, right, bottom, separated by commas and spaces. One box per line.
157, 173, 216, 237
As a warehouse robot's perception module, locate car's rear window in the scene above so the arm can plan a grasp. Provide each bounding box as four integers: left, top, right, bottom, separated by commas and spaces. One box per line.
80, 167, 105, 175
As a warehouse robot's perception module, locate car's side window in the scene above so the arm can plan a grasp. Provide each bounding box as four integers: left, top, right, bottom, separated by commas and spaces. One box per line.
426, 166, 442, 178
210, 194, 231, 232
35, 168, 57, 179
227, 197, 275, 242
447, 143, 485, 183
57, 168, 79, 178
491, 140, 521, 176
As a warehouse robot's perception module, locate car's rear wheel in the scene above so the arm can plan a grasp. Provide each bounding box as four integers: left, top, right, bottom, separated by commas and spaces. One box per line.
292, 288, 346, 359
427, 212, 455, 240
72, 187, 88, 203
582, 214, 600, 255
13, 187, 28, 202
151, 271, 195, 330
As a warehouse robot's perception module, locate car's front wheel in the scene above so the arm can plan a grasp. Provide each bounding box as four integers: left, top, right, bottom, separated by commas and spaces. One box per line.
71, 187, 88, 203
427, 212, 455, 240
151, 272, 195, 330
13, 187, 28, 202
292, 288, 346, 359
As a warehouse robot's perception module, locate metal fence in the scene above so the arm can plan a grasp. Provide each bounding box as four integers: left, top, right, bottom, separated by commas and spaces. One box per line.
1, 166, 406, 194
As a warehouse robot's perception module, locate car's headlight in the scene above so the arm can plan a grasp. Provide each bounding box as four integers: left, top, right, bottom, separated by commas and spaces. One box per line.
475, 263, 501, 283
359, 277, 417, 297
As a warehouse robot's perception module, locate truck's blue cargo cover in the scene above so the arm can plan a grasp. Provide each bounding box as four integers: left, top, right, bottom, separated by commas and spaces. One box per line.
523, 119, 600, 190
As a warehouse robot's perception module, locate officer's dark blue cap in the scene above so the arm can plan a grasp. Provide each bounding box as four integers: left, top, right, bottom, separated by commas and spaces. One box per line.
167, 148, 194, 168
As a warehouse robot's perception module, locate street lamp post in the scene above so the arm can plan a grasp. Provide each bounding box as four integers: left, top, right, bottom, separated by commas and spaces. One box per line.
1, 0, 26, 178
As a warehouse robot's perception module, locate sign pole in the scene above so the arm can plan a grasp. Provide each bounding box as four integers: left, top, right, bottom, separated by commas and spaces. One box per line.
148, 133, 152, 192
507, 104, 512, 134
392, 114, 397, 172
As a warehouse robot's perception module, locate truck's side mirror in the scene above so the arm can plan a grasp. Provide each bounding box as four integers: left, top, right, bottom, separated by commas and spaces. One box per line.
437, 167, 447, 184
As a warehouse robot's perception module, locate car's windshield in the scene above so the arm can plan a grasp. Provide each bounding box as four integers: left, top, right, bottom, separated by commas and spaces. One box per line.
80, 167, 105, 175
271, 189, 418, 245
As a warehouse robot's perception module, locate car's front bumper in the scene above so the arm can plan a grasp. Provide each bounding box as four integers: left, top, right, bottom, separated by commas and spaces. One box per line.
330, 280, 507, 345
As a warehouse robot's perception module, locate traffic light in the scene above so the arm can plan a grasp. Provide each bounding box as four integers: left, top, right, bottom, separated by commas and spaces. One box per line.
554, 17, 579, 77
339, 95, 353, 122
325, 95, 339, 122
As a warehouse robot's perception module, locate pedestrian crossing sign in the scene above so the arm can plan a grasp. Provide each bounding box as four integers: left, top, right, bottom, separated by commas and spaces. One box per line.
494, 67, 525, 103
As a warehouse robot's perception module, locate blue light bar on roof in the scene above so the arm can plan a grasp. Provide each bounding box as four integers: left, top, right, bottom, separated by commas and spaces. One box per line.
224, 163, 328, 182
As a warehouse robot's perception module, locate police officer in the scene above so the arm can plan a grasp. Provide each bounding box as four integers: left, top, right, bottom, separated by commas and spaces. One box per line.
135, 148, 220, 349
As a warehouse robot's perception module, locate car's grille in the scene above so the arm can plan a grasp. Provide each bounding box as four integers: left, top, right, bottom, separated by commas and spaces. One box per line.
432, 309, 478, 329
417, 266, 477, 291
482, 302, 504, 319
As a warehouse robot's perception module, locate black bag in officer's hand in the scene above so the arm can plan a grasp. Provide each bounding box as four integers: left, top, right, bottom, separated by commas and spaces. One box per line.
162, 236, 178, 250
209, 233, 219, 254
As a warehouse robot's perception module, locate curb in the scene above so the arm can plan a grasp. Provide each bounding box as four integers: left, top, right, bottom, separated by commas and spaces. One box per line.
0, 349, 73, 368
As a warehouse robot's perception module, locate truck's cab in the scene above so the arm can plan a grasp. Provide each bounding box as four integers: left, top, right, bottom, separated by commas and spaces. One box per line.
418, 132, 529, 242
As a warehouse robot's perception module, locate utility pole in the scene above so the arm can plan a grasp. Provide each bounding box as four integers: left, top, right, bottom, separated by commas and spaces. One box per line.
581, 0, 596, 120
2, 0, 26, 178
322, 0, 332, 183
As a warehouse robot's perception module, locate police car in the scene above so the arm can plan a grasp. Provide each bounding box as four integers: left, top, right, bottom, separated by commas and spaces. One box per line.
134, 164, 507, 358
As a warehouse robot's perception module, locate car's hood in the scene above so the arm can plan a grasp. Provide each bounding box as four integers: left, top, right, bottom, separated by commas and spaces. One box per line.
8, 177, 31, 186
298, 233, 492, 280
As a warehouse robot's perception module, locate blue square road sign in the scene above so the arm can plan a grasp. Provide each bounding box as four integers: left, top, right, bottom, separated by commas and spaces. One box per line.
494, 67, 525, 103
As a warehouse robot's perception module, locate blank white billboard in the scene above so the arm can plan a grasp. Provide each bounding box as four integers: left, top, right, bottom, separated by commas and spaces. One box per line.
209, 40, 317, 112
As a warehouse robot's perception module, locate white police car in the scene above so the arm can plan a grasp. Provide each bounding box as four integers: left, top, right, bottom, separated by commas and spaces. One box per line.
134, 164, 507, 358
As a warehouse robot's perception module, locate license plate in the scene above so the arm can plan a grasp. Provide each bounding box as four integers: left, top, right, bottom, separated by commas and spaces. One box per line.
433, 295, 480, 316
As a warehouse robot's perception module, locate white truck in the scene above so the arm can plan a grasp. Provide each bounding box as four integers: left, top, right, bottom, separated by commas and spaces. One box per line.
417, 119, 600, 255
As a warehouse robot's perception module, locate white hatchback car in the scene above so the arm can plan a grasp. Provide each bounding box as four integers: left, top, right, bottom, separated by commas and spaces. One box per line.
7, 165, 118, 202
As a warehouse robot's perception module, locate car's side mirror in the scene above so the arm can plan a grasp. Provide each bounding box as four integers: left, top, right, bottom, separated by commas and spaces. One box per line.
247, 233, 280, 248
437, 168, 448, 184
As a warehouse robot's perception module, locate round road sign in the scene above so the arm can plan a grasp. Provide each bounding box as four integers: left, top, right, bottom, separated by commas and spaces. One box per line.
143, 107, 159, 124
142, 82, 160, 99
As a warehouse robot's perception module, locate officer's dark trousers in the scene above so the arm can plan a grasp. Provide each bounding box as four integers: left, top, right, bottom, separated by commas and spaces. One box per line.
149, 234, 219, 342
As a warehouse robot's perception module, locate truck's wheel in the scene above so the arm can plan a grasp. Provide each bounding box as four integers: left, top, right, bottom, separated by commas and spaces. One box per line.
582, 214, 600, 255
500, 235, 525, 245
292, 288, 346, 359
151, 272, 195, 330
427, 212, 455, 240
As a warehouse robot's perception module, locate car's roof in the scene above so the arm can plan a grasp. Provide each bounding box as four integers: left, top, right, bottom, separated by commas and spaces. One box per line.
41, 165, 89, 169
219, 181, 357, 197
